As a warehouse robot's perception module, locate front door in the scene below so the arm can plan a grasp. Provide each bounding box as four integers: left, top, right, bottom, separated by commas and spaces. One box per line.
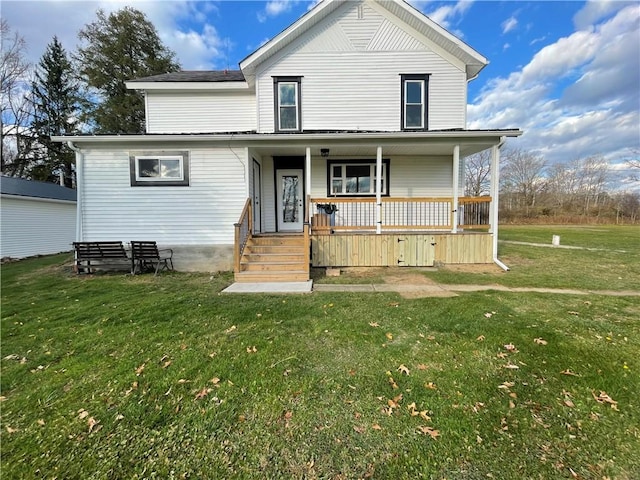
276, 169, 303, 232
252, 160, 261, 232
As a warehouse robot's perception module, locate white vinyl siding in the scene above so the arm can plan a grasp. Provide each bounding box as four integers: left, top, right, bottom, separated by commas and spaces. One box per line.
255, 2, 467, 133
1, 197, 76, 258
145, 91, 256, 133
79, 147, 248, 244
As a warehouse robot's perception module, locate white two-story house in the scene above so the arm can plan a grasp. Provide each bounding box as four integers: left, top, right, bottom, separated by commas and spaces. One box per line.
55, 0, 521, 281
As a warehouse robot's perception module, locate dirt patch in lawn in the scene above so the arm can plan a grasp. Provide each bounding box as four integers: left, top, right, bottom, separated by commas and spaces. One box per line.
442, 264, 505, 274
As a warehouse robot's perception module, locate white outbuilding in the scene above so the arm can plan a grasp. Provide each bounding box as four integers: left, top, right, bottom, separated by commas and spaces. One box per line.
1, 176, 77, 259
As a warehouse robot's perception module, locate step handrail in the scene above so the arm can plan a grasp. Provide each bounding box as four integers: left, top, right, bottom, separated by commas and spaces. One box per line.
234, 198, 252, 273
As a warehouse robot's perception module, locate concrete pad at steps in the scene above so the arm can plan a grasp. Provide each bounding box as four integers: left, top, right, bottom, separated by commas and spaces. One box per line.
223, 280, 313, 294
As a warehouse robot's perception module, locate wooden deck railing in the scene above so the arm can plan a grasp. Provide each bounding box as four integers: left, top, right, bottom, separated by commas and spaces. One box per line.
309, 196, 491, 232
233, 198, 252, 273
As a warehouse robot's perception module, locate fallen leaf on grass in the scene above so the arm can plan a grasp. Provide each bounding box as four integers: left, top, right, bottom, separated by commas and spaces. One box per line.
135, 363, 146, 376
417, 426, 440, 439
417, 364, 428, 370
194, 387, 212, 400
77, 409, 89, 420
568, 311, 580, 316
177, 379, 190, 384
385, 332, 393, 341
369, 322, 380, 327
534, 338, 548, 345
353, 425, 366, 434
592, 391, 619, 410
0, 396, 6, 402
225, 325, 237, 334
424, 382, 437, 390
397, 364, 410, 376
498, 381, 515, 390
210, 377, 221, 386
162, 360, 172, 369
484, 312, 493, 318
371, 423, 382, 431
561, 369, 580, 377
503, 363, 520, 370
503, 343, 518, 352
476, 335, 485, 341
5, 426, 18, 433
246, 346, 257, 353
87, 417, 100, 433
388, 302, 400, 307
37, 419, 45, 426
564, 399, 575, 408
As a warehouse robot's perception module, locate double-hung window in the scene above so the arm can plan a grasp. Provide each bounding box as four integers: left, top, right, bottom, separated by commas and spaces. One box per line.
129, 151, 189, 186
401, 74, 429, 130
328, 160, 390, 196
274, 77, 301, 132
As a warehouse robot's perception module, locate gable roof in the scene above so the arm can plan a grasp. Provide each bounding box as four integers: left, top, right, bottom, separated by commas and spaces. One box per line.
129, 70, 245, 83
1, 176, 77, 202
240, 0, 488, 80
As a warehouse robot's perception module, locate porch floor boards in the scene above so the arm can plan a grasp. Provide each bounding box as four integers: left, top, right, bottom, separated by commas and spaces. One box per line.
235, 234, 309, 283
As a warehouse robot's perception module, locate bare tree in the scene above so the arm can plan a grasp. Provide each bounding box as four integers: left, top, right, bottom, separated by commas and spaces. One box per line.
464, 149, 491, 197
1, 20, 32, 174
500, 148, 547, 215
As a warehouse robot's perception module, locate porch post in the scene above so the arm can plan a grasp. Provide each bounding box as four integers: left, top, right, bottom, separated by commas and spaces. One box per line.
489, 141, 502, 256
305, 147, 311, 197
451, 144, 460, 233
376, 146, 382, 234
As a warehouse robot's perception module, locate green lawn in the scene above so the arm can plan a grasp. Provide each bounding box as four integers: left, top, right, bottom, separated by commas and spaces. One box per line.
2, 226, 639, 479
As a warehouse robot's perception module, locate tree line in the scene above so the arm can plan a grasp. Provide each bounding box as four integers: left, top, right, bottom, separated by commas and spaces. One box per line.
1, 8, 179, 187
465, 148, 640, 224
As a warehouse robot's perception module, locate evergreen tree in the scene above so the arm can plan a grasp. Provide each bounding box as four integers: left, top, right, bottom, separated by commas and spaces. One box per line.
30, 36, 80, 187
76, 7, 180, 134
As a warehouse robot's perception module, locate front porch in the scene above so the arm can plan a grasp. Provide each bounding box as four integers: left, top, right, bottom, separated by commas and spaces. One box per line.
234, 195, 493, 282
232, 131, 519, 282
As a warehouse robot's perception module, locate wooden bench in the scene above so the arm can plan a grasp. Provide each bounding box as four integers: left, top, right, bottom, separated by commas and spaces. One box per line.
73, 241, 130, 274
130, 241, 174, 276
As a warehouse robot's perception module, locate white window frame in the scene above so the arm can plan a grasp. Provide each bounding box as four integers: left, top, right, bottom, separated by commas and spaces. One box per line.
328, 160, 389, 196
135, 156, 184, 182
129, 150, 189, 187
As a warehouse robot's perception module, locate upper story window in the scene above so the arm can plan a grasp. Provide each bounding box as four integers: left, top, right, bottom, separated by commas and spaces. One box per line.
129, 151, 189, 186
328, 160, 390, 196
274, 77, 301, 132
401, 74, 429, 130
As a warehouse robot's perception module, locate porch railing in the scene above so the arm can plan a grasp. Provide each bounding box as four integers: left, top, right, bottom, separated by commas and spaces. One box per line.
309, 196, 491, 232
233, 198, 252, 273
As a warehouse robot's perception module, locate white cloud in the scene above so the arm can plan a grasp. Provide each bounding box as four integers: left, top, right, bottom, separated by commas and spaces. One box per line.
501, 16, 518, 34
423, 1, 474, 30
257, 0, 302, 23
573, 0, 629, 30
469, 5, 640, 166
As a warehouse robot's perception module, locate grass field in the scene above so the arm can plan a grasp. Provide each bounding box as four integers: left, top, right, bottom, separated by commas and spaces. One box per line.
1, 225, 639, 479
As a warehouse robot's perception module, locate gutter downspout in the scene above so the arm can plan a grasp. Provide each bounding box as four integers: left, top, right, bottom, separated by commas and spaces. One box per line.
67, 141, 83, 242
491, 136, 509, 271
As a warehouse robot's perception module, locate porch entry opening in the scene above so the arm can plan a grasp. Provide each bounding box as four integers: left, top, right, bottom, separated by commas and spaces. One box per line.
276, 169, 303, 232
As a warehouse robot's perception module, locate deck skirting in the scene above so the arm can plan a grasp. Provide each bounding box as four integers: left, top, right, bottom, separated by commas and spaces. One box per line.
311, 232, 492, 267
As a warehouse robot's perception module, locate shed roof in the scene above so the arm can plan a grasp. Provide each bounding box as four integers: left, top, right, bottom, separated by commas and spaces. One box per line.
130, 70, 245, 83
1, 176, 77, 202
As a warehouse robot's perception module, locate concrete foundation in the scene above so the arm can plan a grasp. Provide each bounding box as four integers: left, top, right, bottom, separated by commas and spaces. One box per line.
165, 244, 234, 273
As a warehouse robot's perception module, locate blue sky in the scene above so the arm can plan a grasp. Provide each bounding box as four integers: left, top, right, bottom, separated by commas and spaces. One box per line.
4, 1, 640, 188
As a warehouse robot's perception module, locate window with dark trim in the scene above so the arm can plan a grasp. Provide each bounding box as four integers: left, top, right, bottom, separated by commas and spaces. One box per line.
274, 77, 302, 132
401, 74, 429, 130
129, 151, 189, 186
327, 159, 390, 196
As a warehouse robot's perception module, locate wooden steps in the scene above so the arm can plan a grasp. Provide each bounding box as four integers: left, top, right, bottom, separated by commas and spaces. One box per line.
234, 234, 309, 283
